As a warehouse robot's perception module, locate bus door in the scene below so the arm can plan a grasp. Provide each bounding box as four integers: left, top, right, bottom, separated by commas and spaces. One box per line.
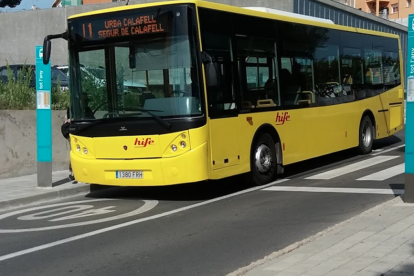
207, 54, 240, 170
377, 50, 404, 135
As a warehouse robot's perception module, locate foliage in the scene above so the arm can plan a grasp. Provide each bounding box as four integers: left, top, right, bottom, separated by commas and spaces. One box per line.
51, 86, 70, 110
0, 65, 35, 109
81, 75, 107, 112
0, 64, 70, 110
0, 0, 22, 8
122, 92, 141, 110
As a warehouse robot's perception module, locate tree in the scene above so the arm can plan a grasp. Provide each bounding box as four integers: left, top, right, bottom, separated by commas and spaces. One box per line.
0, 0, 22, 8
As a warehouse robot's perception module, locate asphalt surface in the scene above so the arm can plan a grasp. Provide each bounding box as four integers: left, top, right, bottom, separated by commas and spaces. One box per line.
0, 130, 405, 276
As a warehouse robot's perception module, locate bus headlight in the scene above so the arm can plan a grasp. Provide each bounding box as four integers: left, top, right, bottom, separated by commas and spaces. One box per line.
71, 136, 95, 159
163, 131, 190, 157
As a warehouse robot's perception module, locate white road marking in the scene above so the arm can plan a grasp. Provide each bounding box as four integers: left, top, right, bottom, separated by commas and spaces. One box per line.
263, 186, 404, 195
0, 199, 158, 233
0, 178, 290, 262
356, 163, 405, 181
305, 155, 399, 180
18, 205, 117, 221
371, 144, 405, 156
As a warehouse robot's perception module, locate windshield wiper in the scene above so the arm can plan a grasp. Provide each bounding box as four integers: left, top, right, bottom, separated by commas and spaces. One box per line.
137, 107, 171, 130
70, 108, 171, 133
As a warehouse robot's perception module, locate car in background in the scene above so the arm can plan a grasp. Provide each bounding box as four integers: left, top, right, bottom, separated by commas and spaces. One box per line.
0, 64, 69, 91
123, 79, 146, 93
55, 65, 106, 88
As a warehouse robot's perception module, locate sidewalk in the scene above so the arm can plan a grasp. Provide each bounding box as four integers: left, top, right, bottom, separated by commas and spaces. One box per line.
230, 196, 414, 276
0, 170, 90, 211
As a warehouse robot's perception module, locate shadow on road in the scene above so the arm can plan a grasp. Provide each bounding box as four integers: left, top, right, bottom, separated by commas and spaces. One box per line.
389, 183, 405, 197
85, 135, 403, 202
372, 134, 402, 150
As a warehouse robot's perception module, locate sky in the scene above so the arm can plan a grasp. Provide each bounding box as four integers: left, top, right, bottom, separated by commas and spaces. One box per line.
0, 0, 53, 12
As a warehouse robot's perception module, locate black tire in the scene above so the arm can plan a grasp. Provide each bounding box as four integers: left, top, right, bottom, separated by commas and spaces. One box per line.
250, 133, 277, 186
358, 116, 374, 154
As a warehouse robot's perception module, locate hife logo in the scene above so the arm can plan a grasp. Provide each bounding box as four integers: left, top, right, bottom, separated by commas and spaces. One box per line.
275, 112, 291, 125
134, 137, 155, 147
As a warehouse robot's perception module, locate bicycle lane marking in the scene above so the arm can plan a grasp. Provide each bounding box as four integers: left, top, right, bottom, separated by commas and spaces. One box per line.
0, 179, 290, 262
0, 199, 158, 232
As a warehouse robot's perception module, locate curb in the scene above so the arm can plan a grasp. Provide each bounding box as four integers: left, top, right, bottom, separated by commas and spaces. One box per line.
0, 183, 90, 212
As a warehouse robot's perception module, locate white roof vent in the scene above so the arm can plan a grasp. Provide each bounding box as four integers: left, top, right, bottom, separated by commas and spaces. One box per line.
243, 7, 335, 25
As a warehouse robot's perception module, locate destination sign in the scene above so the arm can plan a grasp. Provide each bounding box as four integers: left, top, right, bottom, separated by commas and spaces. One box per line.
71, 11, 170, 41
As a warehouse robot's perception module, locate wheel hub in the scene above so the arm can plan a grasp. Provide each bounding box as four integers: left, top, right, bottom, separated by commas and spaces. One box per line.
255, 144, 273, 173
362, 123, 372, 148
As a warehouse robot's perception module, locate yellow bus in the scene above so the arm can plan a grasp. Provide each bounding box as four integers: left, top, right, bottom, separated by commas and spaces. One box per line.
43, 0, 404, 187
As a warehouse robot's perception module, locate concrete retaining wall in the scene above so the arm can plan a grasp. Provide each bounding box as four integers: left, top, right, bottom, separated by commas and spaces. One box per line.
0, 110, 69, 179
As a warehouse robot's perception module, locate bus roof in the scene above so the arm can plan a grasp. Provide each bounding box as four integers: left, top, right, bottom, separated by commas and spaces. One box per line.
67, 0, 399, 39
243, 7, 335, 25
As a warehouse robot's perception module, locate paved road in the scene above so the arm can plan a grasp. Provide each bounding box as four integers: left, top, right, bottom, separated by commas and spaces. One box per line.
0, 131, 405, 276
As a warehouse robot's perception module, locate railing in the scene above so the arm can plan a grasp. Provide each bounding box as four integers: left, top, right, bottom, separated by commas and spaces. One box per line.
368, 11, 389, 19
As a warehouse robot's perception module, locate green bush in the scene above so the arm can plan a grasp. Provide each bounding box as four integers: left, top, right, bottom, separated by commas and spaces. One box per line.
82, 76, 107, 112
51, 79, 70, 110
0, 64, 70, 110
0, 65, 36, 109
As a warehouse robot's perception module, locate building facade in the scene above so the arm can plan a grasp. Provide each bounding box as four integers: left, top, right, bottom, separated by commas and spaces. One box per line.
335, 0, 413, 20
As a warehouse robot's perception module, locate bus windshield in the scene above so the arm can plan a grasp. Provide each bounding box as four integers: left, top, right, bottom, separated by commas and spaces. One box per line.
68, 5, 202, 121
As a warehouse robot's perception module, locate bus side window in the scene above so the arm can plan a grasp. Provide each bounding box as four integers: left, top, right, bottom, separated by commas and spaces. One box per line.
236, 37, 279, 108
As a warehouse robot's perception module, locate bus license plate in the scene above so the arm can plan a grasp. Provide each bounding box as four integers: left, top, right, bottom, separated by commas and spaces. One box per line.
116, 171, 143, 179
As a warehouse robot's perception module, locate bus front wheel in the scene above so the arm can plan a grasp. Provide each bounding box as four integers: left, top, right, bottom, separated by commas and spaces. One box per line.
251, 133, 277, 186
358, 116, 374, 154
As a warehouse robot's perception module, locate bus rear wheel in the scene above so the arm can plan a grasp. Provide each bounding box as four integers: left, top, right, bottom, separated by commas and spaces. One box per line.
358, 115, 374, 154
251, 133, 277, 186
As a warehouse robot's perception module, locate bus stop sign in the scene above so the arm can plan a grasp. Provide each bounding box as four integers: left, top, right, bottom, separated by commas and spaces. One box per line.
405, 14, 414, 202
36, 45, 52, 187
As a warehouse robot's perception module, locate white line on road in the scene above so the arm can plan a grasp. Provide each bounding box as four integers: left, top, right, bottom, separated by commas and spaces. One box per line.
263, 186, 404, 195
356, 163, 405, 181
0, 178, 290, 262
305, 155, 399, 180
371, 144, 405, 156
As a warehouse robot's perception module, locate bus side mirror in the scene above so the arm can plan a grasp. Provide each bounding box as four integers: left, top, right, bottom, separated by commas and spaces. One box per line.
202, 51, 220, 88
42, 32, 68, 65
43, 38, 51, 65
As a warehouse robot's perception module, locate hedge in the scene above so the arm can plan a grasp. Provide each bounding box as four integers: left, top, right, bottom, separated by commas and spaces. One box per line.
0, 66, 70, 110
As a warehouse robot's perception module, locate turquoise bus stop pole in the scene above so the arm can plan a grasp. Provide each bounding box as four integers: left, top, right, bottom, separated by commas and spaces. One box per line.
405, 14, 414, 202
36, 45, 52, 187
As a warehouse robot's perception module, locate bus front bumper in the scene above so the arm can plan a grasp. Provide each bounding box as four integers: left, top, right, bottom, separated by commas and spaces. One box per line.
71, 143, 208, 186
